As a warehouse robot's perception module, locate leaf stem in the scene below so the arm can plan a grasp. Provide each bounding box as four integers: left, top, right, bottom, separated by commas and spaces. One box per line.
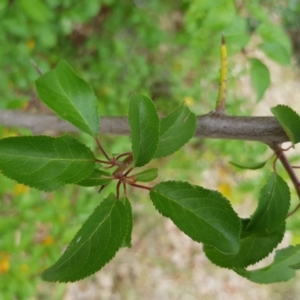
128, 182, 152, 191
287, 203, 300, 218
116, 180, 122, 199
31, 59, 44, 76
95, 159, 111, 164
272, 155, 279, 174
124, 167, 134, 177
98, 184, 108, 193
116, 152, 132, 160
94, 137, 110, 161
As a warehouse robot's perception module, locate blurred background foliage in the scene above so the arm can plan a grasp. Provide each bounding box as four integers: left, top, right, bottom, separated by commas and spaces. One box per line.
1, 0, 300, 299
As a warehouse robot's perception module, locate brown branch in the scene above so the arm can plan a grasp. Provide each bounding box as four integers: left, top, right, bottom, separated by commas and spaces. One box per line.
0, 110, 128, 135
196, 113, 289, 145
271, 144, 300, 217
0, 110, 289, 145
271, 145, 300, 217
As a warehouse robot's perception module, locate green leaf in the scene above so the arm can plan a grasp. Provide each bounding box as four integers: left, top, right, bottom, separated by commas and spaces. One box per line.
249, 58, 270, 102
150, 181, 241, 254
229, 159, 268, 170
235, 245, 300, 283
290, 262, 300, 270
42, 194, 128, 282
154, 104, 196, 158
77, 169, 112, 187
121, 198, 133, 248
204, 222, 285, 269
20, 0, 50, 23
259, 42, 290, 66
128, 94, 160, 167
246, 173, 290, 234
35, 60, 100, 136
0, 0, 8, 11
133, 168, 158, 182
0, 135, 95, 191
256, 22, 291, 67
271, 105, 300, 145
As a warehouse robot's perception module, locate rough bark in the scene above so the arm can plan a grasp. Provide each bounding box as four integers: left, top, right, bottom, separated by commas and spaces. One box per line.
0, 110, 288, 145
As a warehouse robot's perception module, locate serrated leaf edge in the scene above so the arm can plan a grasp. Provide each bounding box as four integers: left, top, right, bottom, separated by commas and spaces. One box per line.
271, 104, 300, 144
0, 134, 95, 192
246, 174, 290, 234
150, 180, 241, 253
233, 244, 300, 284
42, 196, 129, 282
204, 225, 285, 269
128, 94, 160, 167
36, 60, 100, 136
154, 104, 197, 158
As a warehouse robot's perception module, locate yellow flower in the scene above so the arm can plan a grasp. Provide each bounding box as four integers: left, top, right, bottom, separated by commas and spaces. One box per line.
13, 184, 30, 196
0, 252, 10, 274
184, 96, 195, 107
2, 128, 18, 138
218, 183, 232, 198
27, 39, 35, 50
42, 236, 54, 246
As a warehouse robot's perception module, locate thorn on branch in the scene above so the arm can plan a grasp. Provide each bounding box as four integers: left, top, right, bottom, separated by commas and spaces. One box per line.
215, 34, 227, 114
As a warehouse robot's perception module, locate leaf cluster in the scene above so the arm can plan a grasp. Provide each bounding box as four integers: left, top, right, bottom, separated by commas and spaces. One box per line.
0, 60, 300, 285
0, 61, 197, 282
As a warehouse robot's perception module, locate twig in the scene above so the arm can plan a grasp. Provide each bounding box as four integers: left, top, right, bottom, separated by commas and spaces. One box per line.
30, 60, 44, 76
287, 203, 300, 218
94, 137, 110, 161
272, 144, 300, 217
128, 182, 152, 191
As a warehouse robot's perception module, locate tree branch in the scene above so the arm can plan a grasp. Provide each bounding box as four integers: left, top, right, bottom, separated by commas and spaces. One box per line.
271, 144, 300, 217
0, 110, 128, 135
196, 112, 288, 145
0, 110, 289, 145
